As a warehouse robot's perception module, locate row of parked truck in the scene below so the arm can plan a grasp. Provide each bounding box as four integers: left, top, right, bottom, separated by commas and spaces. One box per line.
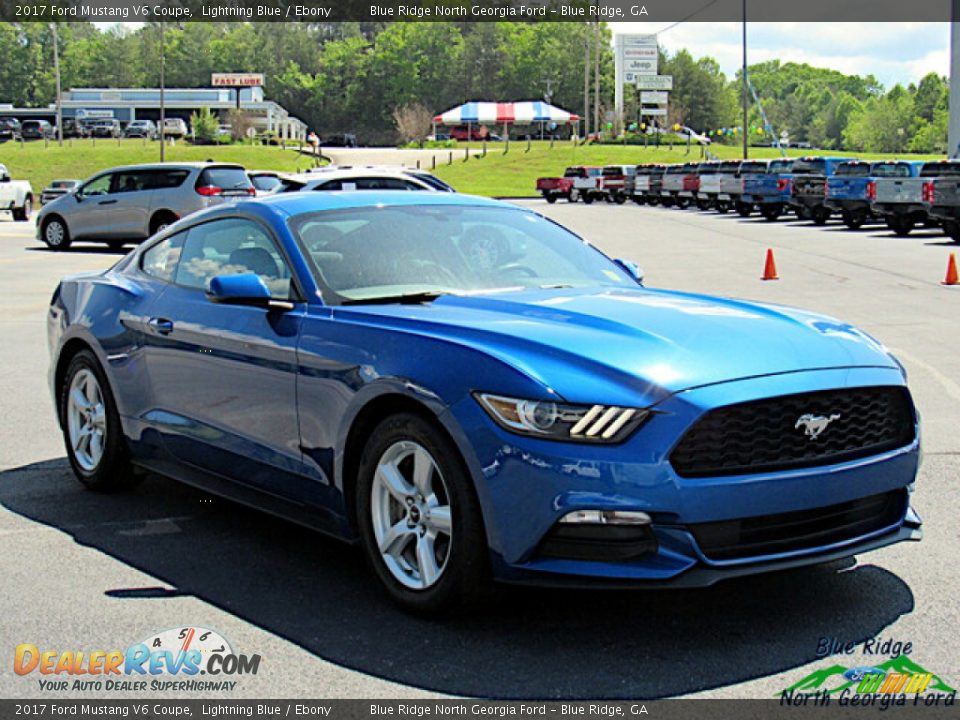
536, 157, 960, 241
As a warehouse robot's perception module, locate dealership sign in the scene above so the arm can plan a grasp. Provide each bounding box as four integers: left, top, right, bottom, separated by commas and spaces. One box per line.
211, 73, 264, 88
641, 91, 669, 104
636, 75, 674, 91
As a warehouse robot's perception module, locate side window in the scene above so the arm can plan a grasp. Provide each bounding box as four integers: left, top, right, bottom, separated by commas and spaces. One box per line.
174, 219, 294, 300
141, 231, 186, 282
144, 169, 189, 190
114, 172, 145, 193
81, 174, 113, 196
315, 180, 342, 191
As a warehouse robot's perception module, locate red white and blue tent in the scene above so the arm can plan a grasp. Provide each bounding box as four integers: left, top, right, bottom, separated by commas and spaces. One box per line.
433, 101, 579, 126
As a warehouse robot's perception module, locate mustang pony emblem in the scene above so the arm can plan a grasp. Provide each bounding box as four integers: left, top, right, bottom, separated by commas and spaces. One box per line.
795, 413, 842, 440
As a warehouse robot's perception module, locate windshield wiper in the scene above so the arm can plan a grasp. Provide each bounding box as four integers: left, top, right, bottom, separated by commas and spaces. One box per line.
341, 290, 449, 306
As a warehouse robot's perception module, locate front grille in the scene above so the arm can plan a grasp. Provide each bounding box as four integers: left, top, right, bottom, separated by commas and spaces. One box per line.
688, 490, 907, 561
670, 386, 915, 478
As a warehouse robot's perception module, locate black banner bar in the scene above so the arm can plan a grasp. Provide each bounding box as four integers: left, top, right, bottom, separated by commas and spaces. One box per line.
1, 699, 958, 719
1, 0, 956, 23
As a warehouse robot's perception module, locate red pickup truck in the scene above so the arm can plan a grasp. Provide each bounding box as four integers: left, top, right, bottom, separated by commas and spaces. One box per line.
536, 166, 602, 204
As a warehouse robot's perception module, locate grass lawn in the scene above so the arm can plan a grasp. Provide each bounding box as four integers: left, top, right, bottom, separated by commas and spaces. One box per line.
433, 140, 944, 197
0, 138, 321, 196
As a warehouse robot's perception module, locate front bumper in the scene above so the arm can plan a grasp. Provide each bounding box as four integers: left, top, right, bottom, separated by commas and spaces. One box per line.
446, 367, 920, 587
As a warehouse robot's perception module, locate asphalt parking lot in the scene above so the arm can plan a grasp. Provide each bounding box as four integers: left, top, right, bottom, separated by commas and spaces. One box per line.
1, 202, 958, 700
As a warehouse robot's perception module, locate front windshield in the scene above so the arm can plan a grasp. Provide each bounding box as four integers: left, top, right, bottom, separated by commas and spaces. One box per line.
290, 205, 634, 304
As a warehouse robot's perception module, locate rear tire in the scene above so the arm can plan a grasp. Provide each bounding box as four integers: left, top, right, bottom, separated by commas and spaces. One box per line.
716, 201, 730, 214
944, 220, 960, 243
149, 211, 177, 236
843, 211, 865, 230
355, 413, 489, 614
12, 196, 32, 222
582, 193, 594, 205
735, 202, 753, 218
886, 216, 914, 236
812, 207, 831, 226
761, 205, 782, 222
544, 193, 557, 204
59, 349, 138, 492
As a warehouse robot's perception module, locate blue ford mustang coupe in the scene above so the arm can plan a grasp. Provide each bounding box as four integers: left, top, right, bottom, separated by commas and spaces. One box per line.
48, 192, 922, 612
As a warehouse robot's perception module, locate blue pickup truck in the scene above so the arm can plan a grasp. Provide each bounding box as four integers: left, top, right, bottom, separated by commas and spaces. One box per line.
742, 158, 794, 221
823, 160, 917, 230
790, 156, 855, 225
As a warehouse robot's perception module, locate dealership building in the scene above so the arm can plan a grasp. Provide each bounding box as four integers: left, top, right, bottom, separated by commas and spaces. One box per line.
0, 86, 308, 139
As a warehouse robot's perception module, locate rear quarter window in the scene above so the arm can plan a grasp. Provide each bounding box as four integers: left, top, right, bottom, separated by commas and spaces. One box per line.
196, 167, 253, 191
792, 160, 826, 175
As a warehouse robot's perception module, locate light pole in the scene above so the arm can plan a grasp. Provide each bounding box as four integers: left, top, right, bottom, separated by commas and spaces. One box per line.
742, 0, 748, 159
583, 29, 590, 137
51, 22, 62, 147
159, 23, 166, 162
950, 10, 960, 157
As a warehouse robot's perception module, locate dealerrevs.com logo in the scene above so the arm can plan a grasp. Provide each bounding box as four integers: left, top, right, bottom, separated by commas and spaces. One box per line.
14, 627, 261, 693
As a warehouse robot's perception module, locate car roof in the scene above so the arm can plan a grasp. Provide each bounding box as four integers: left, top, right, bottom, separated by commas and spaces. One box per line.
242, 190, 511, 217
282, 168, 429, 183
95, 162, 243, 173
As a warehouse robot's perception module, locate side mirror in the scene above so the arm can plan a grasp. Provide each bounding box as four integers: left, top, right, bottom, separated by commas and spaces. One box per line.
0, 175, 9, 183
207, 273, 293, 311
614, 259, 645, 285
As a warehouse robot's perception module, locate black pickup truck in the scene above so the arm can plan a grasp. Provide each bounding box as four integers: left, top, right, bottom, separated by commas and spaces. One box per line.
789, 156, 854, 225
925, 160, 960, 242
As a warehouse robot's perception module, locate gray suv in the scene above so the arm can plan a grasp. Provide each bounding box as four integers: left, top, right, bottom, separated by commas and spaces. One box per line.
36, 162, 255, 251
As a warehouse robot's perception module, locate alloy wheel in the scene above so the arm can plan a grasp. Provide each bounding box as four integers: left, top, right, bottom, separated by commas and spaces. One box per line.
66, 368, 106, 472
45, 220, 64, 247
370, 440, 452, 590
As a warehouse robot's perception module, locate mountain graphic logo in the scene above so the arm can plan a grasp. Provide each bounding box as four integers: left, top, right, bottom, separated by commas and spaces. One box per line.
779, 655, 956, 696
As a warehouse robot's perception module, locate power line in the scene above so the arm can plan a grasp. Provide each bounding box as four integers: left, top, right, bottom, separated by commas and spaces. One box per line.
655, 0, 722, 35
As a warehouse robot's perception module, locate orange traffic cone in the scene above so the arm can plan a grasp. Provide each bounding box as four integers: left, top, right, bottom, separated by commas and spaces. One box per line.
761, 248, 779, 281
943, 253, 959, 286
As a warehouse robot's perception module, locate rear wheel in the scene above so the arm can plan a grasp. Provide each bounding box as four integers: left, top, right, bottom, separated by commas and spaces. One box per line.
12, 196, 32, 222
149, 211, 177, 236
735, 202, 753, 217
42, 216, 71, 250
842, 211, 865, 230
614, 194, 626, 205
944, 220, 960, 243
544, 193, 557, 204
582, 193, 594, 205
761, 205, 782, 222
59, 350, 138, 491
676, 197, 690, 209
812, 207, 831, 226
715, 201, 730, 214
886, 216, 914, 236
569, 189, 580, 203
356, 413, 489, 614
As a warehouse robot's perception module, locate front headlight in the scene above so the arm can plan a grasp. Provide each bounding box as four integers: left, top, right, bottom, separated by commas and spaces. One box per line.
474, 393, 649, 443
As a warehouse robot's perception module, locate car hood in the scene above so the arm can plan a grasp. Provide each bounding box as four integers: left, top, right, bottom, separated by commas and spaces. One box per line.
336, 287, 900, 406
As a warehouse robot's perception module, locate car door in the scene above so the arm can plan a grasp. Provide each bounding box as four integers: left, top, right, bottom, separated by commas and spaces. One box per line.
69, 172, 118, 240
109, 170, 156, 239
139, 216, 311, 502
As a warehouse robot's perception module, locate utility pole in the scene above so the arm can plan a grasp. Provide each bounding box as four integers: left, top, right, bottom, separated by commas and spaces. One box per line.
51, 22, 62, 147
742, 0, 748, 159
593, 21, 600, 138
159, 23, 166, 162
583, 29, 590, 137
950, 7, 960, 157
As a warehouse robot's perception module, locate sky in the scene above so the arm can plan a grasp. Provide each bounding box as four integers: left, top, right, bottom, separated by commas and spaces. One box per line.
609, 22, 950, 89
96, 21, 951, 91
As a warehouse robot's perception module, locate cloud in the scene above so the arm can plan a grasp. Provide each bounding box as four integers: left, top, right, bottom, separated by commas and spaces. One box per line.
608, 21, 950, 88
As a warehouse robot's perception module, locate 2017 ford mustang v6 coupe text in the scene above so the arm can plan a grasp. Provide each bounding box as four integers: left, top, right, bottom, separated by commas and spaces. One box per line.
48, 192, 922, 612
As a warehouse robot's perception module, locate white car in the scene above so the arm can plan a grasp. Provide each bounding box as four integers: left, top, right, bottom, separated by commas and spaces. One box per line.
0, 163, 34, 222
162, 118, 189, 138
278, 168, 444, 193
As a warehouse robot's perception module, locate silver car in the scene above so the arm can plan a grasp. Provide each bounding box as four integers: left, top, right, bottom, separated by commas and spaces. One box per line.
36, 162, 255, 251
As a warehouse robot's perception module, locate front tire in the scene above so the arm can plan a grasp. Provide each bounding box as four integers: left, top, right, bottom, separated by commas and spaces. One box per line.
356, 413, 489, 614
59, 350, 137, 491
42, 216, 71, 250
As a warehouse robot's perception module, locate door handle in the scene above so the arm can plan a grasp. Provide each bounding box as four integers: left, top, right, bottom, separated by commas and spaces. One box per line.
148, 317, 174, 335
98, 199, 117, 205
